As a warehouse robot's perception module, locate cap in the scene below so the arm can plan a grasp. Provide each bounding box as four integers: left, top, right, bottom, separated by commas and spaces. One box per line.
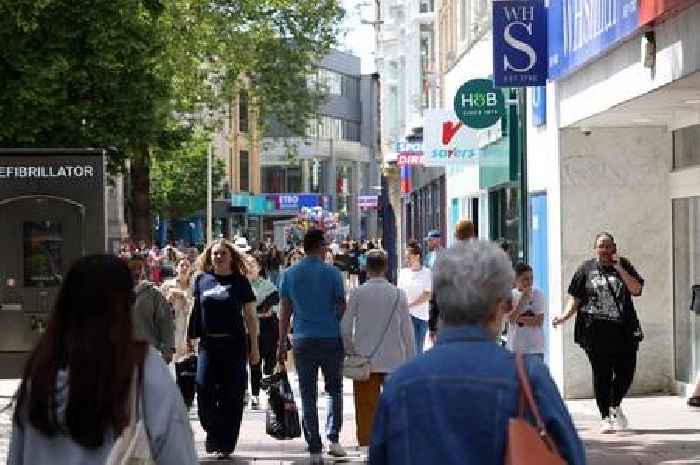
425, 230, 441, 240
233, 237, 252, 253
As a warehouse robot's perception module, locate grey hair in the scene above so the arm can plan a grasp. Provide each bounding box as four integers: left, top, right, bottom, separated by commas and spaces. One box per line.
434, 240, 515, 327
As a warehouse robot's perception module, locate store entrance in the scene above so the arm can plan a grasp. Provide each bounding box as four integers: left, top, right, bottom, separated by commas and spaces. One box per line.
673, 197, 700, 386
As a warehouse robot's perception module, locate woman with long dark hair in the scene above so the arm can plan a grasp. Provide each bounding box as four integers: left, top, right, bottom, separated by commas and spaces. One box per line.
187, 239, 260, 460
8, 255, 196, 465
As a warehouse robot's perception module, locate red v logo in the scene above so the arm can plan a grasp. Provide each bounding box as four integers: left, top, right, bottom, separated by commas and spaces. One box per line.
442, 121, 463, 145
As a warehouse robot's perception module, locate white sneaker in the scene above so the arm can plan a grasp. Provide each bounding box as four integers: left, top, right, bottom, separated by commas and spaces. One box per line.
250, 396, 260, 410
610, 406, 628, 431
310, 452, 324, 464
599, 418, 614, 434
327, 442, 347, 457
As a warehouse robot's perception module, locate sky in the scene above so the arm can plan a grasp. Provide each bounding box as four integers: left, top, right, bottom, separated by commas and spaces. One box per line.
337, 0, 378, 74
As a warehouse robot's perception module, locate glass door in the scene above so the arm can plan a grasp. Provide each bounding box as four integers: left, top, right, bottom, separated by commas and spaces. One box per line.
673, 197, 700, 383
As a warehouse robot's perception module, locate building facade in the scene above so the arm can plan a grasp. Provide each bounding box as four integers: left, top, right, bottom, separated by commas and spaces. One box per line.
223, 50, 380, 245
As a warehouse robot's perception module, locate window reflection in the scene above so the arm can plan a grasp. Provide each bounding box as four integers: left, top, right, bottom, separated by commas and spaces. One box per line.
24, 221, 63, 287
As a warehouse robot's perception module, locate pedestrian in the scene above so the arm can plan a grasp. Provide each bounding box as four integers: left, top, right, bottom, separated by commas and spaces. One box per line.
341, 249, 415, 453
506, 262, 546, 362
187, 239, 260, 459
423, 229, 442, 270
277, 229, 347, 464
127, 255, 175, 364
369, 241, 586, 465
268, 245, 283, 287
553, 232, 644, 433
160, 256, 196, 408
428, 220, 475, 342
7, 255, 197, 465
398, 241, 432, 354
244, 254, 280, 410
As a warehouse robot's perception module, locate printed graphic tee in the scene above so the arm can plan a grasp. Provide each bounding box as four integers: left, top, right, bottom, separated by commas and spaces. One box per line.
398, 267, 433, 321
568, 258, 644, 353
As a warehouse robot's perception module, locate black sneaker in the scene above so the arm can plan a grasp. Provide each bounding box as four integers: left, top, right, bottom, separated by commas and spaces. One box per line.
688, 396, 700, 408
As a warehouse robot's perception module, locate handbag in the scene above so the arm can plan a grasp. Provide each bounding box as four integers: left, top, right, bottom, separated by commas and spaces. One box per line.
105, 369, 155, 465
343, 289, 400, 382
505, 351, 567, 465
265, 366, 302, 440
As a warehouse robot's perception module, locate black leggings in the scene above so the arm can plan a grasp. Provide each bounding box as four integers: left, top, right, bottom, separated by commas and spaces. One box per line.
586, 350, 637, 418
250, 316, 279, 396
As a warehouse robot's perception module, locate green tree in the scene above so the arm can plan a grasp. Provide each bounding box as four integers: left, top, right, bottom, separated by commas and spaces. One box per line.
150, 129, 225, 220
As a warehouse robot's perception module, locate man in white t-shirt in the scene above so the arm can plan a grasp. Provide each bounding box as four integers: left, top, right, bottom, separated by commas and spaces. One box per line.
398, 241, 432, 353
506, 262, 546, 361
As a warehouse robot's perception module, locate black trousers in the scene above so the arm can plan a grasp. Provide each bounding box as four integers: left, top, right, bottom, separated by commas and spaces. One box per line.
250, 316, 279, 396
586, 350, 637, 419
197, 336, 247, 454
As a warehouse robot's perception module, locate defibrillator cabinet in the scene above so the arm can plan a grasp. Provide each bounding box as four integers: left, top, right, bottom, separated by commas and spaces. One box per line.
0, 149, 108, 378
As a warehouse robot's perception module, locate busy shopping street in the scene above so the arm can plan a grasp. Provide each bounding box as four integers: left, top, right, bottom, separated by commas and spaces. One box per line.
4, 0, 700, 464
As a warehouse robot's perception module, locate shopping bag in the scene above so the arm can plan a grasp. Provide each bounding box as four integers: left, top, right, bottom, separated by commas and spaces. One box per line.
264, 370, 301, 440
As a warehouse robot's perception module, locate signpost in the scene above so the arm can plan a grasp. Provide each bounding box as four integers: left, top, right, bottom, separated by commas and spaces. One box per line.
453, 79, 506, 129
492, 0, 548, 87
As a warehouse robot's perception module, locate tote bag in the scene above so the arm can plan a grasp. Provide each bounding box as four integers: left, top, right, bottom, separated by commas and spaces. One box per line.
105, 370, 155, 465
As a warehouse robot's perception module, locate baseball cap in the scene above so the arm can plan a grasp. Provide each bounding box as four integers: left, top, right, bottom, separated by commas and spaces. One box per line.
425, 230, 441, 240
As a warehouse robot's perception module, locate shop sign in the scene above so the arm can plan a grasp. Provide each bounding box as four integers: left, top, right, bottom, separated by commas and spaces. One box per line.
397, 152, 424, 166
423, 109, 481, 165
548, 0, 640, 80
278, 194, 299, 210
532, 86, 546, 127
492, 0, 548, 87
358, 195, 378, 209
453, 79, 506, 129
640, 0, 699, 24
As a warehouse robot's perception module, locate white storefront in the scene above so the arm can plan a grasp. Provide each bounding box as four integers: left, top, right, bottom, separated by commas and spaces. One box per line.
529, 1, 700, 398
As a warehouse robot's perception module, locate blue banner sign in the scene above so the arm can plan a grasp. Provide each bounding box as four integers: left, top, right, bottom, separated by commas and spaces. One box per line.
548, 0, 640, 80
532, 86, 546, 127
493, 0, 548, 87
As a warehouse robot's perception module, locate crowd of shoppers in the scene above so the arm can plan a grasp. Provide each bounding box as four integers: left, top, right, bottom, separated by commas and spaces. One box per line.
8, 221, 659, 464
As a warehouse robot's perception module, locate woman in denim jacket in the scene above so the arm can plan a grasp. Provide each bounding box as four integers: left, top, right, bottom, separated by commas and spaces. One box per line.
369, 240, 586, 465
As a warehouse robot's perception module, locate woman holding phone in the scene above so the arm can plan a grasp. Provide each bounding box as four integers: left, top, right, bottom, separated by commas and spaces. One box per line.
553, 232, 644, 434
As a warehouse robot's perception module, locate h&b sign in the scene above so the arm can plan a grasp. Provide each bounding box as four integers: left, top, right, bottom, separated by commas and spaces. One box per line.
492, 0, 547, 87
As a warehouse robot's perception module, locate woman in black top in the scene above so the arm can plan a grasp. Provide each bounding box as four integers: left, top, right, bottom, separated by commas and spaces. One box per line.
553, 232, 644, 434
187, 239, 260, 459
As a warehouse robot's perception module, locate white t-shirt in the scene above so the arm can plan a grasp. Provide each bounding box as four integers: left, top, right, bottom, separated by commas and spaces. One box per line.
398, 267, 432, 321
506, 287, 546, 354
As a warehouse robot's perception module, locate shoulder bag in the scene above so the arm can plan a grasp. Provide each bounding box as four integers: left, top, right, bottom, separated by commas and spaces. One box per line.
105, 369, 155, 465
505, 351, 567, 465
343, 289, 401, 382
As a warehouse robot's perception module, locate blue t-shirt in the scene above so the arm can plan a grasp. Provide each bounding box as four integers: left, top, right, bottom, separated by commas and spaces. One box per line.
280, 256, 345, 339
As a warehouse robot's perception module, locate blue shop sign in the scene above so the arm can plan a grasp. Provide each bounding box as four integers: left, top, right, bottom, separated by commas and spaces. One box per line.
548, 0, 640, 80
492, 0, 548, 87
278, 194, 299, 210
532, 86, 546, 127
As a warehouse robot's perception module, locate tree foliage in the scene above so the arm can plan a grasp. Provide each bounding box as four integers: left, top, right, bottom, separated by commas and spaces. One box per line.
150, 129, 225, 220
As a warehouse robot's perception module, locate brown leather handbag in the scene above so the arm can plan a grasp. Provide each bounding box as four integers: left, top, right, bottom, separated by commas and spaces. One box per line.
505, 352, 567, 465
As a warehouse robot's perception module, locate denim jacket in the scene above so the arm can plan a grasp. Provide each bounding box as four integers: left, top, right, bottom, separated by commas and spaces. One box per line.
369, 325, 586, 465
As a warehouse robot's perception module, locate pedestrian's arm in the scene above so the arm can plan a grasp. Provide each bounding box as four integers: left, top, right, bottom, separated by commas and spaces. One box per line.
614, 261, 643, 296
400, 292, 416, 359
552, 296, 581, 327
155, 293, 175, 363
277, 297, 292, 361
7, 421, 24, 465
335, 270, 347, 320
340, 294, 358, 354
243, 301, 260, 365
409, 290, 431, 308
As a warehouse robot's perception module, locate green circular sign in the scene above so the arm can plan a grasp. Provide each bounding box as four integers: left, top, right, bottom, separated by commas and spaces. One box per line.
453, 79, 505, 129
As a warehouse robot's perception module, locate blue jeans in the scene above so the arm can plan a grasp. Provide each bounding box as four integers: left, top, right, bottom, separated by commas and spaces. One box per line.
293, 337, 344, 454
411, 316, 428, 354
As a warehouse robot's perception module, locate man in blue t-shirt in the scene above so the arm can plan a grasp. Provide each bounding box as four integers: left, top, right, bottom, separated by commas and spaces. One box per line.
278, 229, 347, 463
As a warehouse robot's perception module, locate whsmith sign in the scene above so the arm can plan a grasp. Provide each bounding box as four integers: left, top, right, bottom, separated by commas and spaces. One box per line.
492, 0, 548, 87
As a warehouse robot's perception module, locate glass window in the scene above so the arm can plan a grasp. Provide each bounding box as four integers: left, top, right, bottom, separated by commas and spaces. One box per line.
287, 165, 302, 193
239, 91, 249, 133
673, 124, 700, 170
239, 151, 249, 192
262, 166, 286, 193
24, 221, 63, 287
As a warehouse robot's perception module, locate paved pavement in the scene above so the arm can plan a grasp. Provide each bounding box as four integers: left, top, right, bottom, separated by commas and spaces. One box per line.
2, 377, 700, 464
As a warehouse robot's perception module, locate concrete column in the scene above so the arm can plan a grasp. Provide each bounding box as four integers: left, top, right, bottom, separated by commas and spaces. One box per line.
325, 140, 337, 211
302, 159, 311, 193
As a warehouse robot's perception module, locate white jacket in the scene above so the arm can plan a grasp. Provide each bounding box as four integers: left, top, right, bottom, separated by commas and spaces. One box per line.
341, 278, 416, 373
